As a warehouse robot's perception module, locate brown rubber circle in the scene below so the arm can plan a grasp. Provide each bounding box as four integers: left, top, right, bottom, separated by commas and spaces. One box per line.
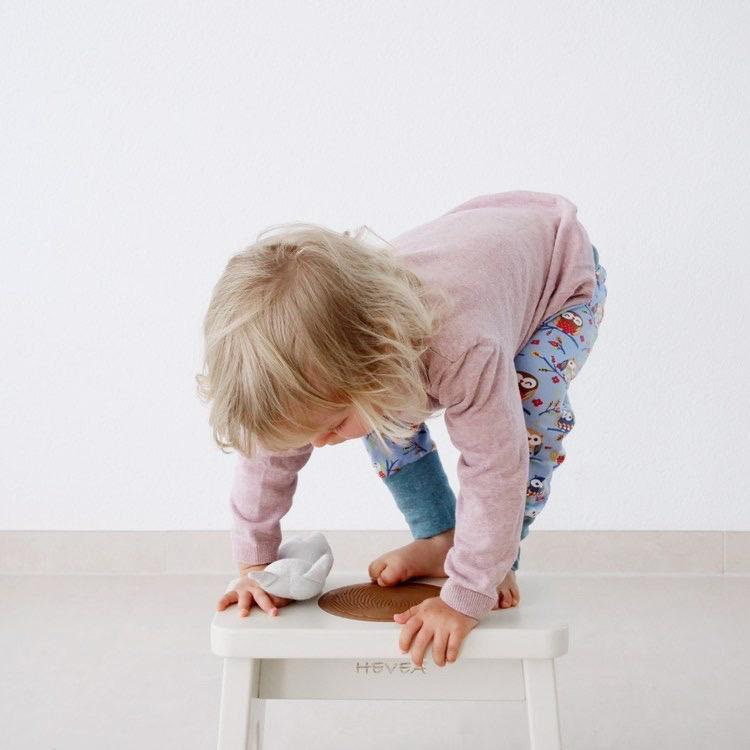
317, 581, 442, 622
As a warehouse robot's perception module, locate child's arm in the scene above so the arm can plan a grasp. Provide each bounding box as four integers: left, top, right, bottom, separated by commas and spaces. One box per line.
430, 339, 528, 621
229, 442, 314, 568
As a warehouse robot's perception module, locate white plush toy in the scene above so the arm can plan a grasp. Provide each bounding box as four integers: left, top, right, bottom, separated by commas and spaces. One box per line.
245, 531, 334, 600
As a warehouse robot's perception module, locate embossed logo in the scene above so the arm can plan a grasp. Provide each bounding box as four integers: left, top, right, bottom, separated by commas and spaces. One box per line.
354, 660, 426, 674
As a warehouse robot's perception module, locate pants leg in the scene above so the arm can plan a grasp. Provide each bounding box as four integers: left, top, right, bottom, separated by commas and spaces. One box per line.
362, 422, 457, 539
510, 245, 608, 570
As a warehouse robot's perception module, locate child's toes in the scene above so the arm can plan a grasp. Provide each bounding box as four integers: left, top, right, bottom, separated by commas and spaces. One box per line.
368, 558, 386, 581
369, 556, 409, 586
377, 562, 405, 586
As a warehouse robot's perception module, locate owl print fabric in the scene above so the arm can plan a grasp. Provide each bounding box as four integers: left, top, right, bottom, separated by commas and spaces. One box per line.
363, 421, 438, 479
508, 247, 607, 568
362, 245, 608, 572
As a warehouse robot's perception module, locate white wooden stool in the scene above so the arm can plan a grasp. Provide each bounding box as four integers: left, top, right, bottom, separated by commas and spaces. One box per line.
211, 570, 568, 750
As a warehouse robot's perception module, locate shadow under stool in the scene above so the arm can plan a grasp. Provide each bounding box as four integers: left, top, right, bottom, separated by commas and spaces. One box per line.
211, 570, 569, 750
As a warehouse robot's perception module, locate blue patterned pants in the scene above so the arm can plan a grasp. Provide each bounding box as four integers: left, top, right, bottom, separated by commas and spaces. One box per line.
362, 245, 608, 571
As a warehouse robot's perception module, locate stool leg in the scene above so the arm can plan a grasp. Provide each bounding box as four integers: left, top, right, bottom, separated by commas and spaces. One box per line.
217, 657, 263, 750
523, 658, 562, 750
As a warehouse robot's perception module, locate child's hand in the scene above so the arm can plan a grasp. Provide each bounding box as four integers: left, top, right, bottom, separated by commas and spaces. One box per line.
217, 565, 294, 618
394, 597, 478, 667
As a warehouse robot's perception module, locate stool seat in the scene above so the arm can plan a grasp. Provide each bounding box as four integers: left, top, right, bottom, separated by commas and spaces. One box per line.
211, 570, 569, 749
211, 570, 569, 660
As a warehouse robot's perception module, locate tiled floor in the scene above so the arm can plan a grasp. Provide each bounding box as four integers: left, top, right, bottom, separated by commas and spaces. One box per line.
2, 573, 749, 749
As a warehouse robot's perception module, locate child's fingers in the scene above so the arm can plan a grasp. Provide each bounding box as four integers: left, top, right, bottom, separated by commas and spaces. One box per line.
237, 590, 253, 617
216, 591, 237, 611
269, 593, 292, 607
215, 583, 287, 617
251, 588, 279, 616
445, 630, 461, 663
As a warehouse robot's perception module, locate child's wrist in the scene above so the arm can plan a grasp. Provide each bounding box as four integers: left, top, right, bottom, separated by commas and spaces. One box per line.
238, 562, 271, 574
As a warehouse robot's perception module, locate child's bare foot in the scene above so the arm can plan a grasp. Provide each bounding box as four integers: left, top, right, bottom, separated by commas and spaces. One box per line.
494, 569, 521, 609
368, 528, 455, 586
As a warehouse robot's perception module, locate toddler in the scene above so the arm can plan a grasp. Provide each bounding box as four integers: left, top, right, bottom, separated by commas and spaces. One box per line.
199, 190, 608, 667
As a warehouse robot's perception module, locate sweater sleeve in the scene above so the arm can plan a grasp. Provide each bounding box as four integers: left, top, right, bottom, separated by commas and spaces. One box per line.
229, 442, 314, 565
432, 340, 528, 620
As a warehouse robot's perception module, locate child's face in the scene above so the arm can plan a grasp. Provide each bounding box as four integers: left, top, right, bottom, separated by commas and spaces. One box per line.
307, 404, 371, 448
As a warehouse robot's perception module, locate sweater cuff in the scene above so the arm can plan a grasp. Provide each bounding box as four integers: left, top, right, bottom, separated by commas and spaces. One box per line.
231, 535, 280, 567
439, 577, 498, 620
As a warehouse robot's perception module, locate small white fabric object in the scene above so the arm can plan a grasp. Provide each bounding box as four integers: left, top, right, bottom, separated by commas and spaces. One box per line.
246, 531, 334, 600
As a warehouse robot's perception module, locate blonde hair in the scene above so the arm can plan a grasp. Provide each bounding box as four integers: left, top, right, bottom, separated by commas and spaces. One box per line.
195, 222, 454, 459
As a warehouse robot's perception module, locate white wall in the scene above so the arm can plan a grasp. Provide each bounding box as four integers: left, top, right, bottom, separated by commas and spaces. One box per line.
2, 1, 747, 535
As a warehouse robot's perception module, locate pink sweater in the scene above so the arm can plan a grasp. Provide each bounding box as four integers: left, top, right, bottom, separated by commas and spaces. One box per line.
229, 190, 598, 620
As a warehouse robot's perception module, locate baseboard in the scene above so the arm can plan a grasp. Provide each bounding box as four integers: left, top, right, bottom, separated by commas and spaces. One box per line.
1, 530, 748, 575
